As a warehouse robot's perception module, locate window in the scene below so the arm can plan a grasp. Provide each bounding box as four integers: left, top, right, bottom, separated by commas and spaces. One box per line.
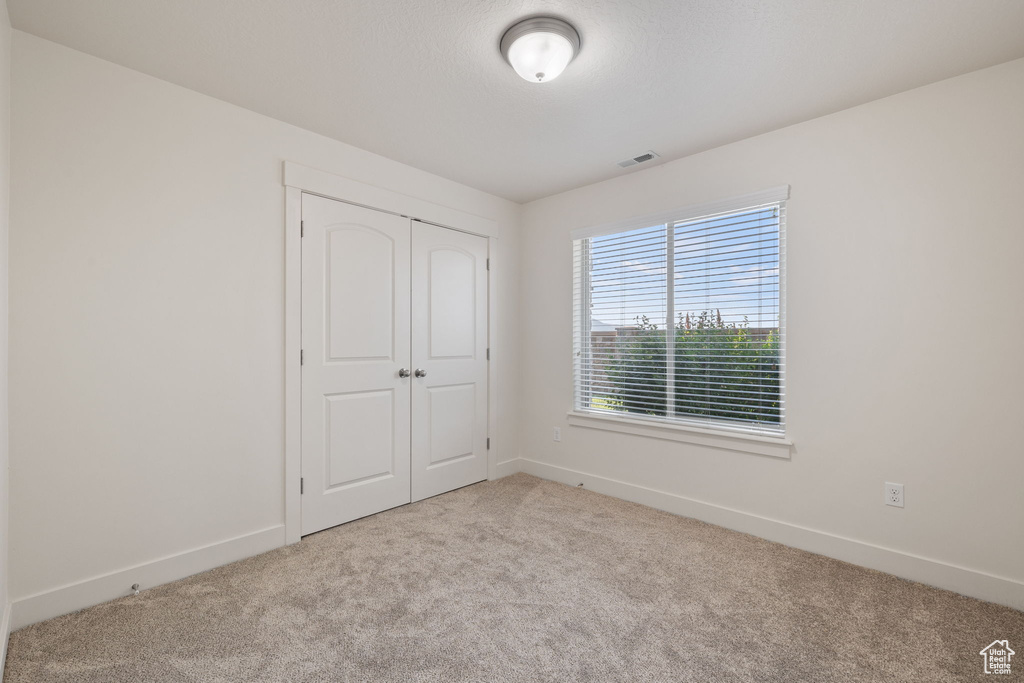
573, 190, 786, 437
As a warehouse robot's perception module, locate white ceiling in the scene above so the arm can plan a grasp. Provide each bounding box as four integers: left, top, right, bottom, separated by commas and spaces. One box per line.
9, 1, 1024, 203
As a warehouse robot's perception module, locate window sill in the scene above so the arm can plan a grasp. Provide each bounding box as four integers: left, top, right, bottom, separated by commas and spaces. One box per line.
566, 411, 792, 459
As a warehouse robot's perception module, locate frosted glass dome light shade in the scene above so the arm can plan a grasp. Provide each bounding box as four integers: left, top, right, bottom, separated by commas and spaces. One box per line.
500, 17, 581, 83
507, 32, 573, 83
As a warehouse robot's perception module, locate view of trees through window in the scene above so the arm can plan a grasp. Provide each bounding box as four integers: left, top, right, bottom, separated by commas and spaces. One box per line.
574, 203, 783, 432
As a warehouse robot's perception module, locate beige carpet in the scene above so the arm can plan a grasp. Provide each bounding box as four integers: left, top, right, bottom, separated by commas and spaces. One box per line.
5, 474, 1022, 682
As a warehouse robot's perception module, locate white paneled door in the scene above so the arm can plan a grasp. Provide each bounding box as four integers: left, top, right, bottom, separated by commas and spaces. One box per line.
411, 222, 489, 502
301, 194, 412, 535
301, 194, 488, 535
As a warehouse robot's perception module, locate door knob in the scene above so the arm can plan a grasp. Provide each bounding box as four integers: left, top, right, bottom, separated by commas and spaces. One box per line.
398, 368, 411, 378
414, 368, 427, 378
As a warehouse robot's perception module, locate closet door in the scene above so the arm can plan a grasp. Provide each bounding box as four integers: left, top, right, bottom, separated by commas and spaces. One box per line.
410, 221, 489, 502
301, 193, 412, 535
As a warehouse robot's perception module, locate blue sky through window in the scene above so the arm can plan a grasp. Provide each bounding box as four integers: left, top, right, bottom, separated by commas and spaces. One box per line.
589, 206, 780, 331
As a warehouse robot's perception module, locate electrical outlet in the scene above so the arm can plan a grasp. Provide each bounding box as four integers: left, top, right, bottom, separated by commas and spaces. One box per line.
885, 482, 904, 508
553, 427, 562, 442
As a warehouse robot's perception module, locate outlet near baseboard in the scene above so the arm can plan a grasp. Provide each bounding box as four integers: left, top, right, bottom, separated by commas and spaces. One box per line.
885, 482, 904, 508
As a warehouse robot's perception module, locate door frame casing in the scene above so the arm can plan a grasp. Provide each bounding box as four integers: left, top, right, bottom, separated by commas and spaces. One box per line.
283, 161, 501, 545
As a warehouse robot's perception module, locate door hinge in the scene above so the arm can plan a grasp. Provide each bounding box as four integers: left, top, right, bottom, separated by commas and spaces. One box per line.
300, 220, 304, 237
486, 258, 490, 271
486, 438, 490, 450
300, 349, 304, 365
300, 477, 304, 494
486, 348, 490, 361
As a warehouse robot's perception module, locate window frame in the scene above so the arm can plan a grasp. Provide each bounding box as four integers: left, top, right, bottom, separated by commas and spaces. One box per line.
570, 186, 791, 454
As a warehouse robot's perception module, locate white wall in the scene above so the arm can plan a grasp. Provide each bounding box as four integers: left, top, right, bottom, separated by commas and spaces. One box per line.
519, 58, 1024, 607
0, 0, 11, 657
8, 32, 520, 623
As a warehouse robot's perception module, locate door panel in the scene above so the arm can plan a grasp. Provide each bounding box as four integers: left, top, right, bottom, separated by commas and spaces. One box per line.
411, 222, 489, 501
428, 248, 476, 358
301, 193, 411, 535
326, 227, 395, 361
426, 383, 476, 465
325, 390, 394, 487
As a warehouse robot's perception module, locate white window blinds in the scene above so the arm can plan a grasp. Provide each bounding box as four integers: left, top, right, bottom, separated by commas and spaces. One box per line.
573, 195, 786, 435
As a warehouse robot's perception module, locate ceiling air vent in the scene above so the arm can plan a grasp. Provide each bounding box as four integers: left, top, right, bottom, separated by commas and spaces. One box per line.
617, 150, 660, 168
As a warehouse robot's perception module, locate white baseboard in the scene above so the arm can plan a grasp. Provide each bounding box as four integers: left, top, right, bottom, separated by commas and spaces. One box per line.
494, 459, 522, 479
517, 458, 1024, 611
0, 601, 11, 681
11, 525, 286, 630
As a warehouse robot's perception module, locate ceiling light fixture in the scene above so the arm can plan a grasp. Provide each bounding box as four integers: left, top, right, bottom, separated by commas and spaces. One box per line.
500, 17, 581, 83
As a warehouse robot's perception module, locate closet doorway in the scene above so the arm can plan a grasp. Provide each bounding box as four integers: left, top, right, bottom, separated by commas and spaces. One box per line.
299, 193, 489, 535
